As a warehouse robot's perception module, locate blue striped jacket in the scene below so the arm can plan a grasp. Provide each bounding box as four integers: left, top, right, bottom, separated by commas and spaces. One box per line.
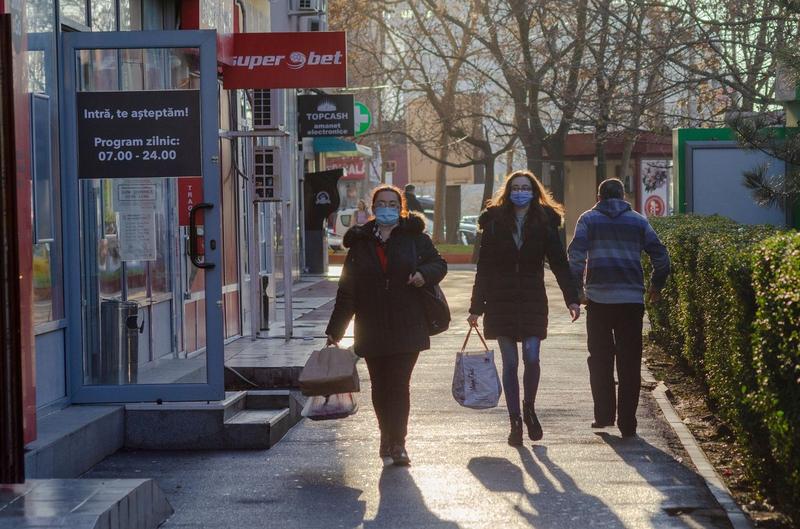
567, 199, 670, 304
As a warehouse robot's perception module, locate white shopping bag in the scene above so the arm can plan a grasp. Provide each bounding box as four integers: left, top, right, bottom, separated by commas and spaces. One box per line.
301, 392, 359, 421
452, 327, 502, 409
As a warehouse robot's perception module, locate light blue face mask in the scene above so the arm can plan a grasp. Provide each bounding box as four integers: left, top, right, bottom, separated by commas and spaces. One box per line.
375, 206, 400, 226
510, 190, 534, 207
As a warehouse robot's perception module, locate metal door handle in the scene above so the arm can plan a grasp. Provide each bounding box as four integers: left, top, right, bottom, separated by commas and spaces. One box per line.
189, 202, 215, 269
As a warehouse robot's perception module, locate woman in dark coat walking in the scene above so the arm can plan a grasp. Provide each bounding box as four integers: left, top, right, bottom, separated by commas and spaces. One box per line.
468, 170, 581, 446
326, 185, 447, 466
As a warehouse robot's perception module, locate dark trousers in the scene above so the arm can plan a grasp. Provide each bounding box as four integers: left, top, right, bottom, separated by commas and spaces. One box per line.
364, 352, 420, 445
586, 302, 645, 434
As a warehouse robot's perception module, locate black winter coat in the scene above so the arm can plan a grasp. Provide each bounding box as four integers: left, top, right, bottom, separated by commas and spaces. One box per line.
469, 206, 579, 340
325, 213, 448, 357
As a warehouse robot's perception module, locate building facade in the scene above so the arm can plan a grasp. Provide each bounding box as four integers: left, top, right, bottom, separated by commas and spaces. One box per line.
2, 0, 325, 452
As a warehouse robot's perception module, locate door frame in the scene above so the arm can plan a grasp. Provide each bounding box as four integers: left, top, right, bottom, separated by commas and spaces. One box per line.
61, 29, 224, 403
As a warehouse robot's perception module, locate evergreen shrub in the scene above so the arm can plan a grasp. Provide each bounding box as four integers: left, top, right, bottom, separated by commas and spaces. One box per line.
647, 216, 798, 522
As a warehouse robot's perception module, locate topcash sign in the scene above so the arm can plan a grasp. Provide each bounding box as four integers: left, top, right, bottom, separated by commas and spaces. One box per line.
222, 32, 347, 89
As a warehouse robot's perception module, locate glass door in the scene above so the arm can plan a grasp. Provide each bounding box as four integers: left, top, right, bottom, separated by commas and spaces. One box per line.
62, 30, 223, 402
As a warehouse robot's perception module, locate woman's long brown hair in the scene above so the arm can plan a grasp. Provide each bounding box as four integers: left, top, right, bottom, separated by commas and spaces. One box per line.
488, 170, 565, 228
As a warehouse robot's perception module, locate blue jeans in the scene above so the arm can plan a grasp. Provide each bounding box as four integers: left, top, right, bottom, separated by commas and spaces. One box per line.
497, 336, 542, 417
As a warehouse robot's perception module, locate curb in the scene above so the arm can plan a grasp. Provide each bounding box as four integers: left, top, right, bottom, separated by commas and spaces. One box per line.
645, 367, 754, 529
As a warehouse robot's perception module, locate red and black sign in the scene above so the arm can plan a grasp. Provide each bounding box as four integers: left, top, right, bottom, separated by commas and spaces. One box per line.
222, 32, 347, 89
178, 177, 204, 226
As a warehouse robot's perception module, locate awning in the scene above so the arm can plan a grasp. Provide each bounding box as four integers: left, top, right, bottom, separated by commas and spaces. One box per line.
312, 137, 373, 157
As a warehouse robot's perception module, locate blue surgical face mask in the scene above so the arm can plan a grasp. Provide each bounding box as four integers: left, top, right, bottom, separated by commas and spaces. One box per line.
510, 190, 534, 207
375, 206, 400, 226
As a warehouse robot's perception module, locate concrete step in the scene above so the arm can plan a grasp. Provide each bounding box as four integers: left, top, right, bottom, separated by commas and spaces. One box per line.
225, 365, 304, 391
25, 405, 124, 479
124, 392, 247, 450
245, 389, 291, 409
0, 479, 172, 529
223, 409, 291, 449
124, 391, 304, 450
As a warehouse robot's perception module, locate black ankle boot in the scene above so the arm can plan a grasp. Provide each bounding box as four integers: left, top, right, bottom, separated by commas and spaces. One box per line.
523, 400, 543, 441
508, 416, 523, 446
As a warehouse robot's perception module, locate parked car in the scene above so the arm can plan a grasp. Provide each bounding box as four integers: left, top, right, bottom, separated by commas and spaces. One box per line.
331, 208, 358, 236
327, 228, 344, 252
417, 195, 435, 212
459, 215, 478, 245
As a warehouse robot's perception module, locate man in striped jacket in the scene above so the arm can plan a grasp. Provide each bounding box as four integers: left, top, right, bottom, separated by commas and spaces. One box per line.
567, 178, 671, 438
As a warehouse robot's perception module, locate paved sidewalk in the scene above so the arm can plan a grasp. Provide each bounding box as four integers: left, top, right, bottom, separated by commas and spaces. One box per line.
86, 269, 731, 529
224, 269, 349, 370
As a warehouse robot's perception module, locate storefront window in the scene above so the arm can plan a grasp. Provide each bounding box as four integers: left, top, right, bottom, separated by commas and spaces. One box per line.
27, 0, 63, 327
33, 242, 61, 323
26, 52, 46, 94
99, 180, 123, 299
76, 47, 204, 383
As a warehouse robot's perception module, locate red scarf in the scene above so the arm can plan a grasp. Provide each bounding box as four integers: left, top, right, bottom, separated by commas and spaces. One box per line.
375, 241, 388, 273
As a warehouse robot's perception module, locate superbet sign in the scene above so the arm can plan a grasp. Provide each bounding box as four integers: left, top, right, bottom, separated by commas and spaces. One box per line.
222, 32, 347, 89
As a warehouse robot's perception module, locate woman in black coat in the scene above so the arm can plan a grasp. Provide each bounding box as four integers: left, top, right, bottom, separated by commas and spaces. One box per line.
326, 185, 447, 466
468, 170, 581, 446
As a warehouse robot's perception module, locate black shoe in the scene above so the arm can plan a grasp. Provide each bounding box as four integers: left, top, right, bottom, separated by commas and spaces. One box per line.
591, 421, 615, 428
390, 445, 411, 466
620, 429, 637, 439
522, 401, 543, 441
508, 416, 523, 447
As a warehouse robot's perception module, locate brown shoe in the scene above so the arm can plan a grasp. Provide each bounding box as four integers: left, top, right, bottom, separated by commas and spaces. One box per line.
379, 436, 391, 458
390, 445, 411, 466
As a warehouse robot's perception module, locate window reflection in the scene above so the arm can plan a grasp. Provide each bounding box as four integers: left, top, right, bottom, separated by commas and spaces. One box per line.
91, 0, 116, 31
60, 0, 87, 25
32, 239, 64, 325
119, 0, 142, 30
25, 0, 54, 32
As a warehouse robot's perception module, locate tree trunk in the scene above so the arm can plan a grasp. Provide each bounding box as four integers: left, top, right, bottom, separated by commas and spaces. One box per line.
620, 136, 636, 192
546, 141, 566, 205
433, 133, 448, 244
481, 156, 496, 208
523, 139, 544, 178
471, 155, 496, 264
595, 127, 607, 188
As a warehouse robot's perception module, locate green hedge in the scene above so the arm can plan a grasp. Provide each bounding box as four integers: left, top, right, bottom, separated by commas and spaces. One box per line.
647, 216, 799, 521
751, 233, 800, 513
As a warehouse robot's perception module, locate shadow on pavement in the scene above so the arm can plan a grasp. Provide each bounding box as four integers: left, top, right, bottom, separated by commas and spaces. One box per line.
468, 446, 626, 529
288, 479, 366, 529
364, 466, 461, 529
597, 432, 732, 528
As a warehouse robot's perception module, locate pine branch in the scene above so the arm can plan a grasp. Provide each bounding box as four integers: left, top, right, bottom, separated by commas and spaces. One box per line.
742, 164, 800, 210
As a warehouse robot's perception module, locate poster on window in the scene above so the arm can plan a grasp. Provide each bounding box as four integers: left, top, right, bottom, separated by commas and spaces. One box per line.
118, 212, 157, 261
640, 159, 671, 217
76, 90, 201, 179
113, 179, 162, 212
